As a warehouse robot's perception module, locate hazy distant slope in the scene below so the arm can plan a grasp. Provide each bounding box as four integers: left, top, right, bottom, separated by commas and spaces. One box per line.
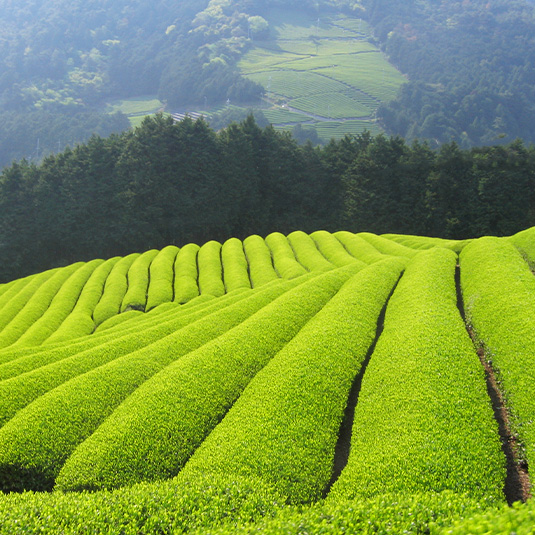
364, 0, 535, 145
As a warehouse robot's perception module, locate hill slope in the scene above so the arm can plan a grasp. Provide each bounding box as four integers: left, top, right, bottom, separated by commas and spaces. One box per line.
0, 227, 534, 532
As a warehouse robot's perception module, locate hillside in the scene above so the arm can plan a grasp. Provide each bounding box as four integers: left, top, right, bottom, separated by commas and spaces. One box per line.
0, 227, 534, 532
4, 0, 535, 167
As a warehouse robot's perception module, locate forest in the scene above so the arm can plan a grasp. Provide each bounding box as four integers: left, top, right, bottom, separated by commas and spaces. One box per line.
368, 0, 535, 146
1, 114, 533, 283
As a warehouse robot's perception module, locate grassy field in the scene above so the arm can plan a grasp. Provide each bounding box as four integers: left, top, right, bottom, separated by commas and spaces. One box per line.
237, 7, 406, 141
105, 96, 165, 127
0, 226, 534, 532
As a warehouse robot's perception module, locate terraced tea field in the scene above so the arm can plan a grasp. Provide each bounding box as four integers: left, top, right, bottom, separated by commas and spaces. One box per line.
237, 8, 404, 140
0, 227, 534, 533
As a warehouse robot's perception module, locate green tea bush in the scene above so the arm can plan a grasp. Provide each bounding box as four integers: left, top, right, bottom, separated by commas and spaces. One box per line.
265, 232, 308, 279
45, 257, 120, 343
242, 234, 279, 287
0, 263, 83, 349
56, 267, 360, 492
358, 232, 419, 258
120, 249, 159, 312
329, 248, 505, 502
287, 230, 334, 272
222, 238, 251, 292
0, 279, 305, 491
310, 230, 363, 267
334, 231, 386, 263
198, 240, 225, 297
0, 288, 260, 425
173, 243, 200, 304
461, 236, 535, 470
181, 259, 402, 504
0, 269, 59, 333
195, 491, 499, 535
0, 473, 285, 535
93, 253, 139, 325
145, 245, 180, 311
435, 499, 535, 535
0, 273, 38, 309
508, 226, 535, 267
15, 260, 103, 347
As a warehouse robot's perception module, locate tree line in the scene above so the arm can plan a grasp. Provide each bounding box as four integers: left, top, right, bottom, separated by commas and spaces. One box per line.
1, 114, 534, 282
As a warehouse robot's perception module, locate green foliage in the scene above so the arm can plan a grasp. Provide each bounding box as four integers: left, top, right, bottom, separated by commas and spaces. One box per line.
371, 0, 535, 146
460, 237, 535, 470
198, 241, 225, 297
120, 249, 159, 312
310, 230, 362, 267
15, 260, 103, 346
174, 243, 201, 304
334, 231, 386, 264
0, 288, 259, 427
287, 230, 335, 273
509, 226, 535, 267
265, 232, 308, 279
436, 500, 535, 535
221, 238, 251, 292
145, 245, 180, 311
93, 254, 139, 326
330, 248, 505, 502
56, 273, 342, 491
0, 281, 297, 492
242, 234, 279, 287
181, 260, 401, 503
0, 263, 83, 349
46, 257, 121, 343
0, 474, 285, 535
196, 491, 499, 535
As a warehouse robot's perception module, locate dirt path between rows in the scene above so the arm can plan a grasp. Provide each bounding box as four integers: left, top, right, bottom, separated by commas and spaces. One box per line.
456, 265, 531, 504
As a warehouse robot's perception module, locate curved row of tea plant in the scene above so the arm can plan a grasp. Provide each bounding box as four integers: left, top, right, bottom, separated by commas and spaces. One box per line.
180, 258, 404, 504
56, 266, 361, 492
461, 236, 535, 471
329, 248, 505, 503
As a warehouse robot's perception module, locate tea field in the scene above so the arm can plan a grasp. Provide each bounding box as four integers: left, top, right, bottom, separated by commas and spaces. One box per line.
0, 228, 534, 533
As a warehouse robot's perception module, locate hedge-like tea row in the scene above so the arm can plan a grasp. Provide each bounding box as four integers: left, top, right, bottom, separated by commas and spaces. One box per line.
508, 226, 535, 266
120, 249, 159, 312
55, 267, 361, 492
194, 491, 499, 535
329, 248, 505, 502
0, 269, 59, 334
15, 260, 104, 347
0, 288, 261, 422
358, 232, 419, 258
221, 238, 251, 292
0, 278, 305, 491
287, 230, 334, 272
265, 232, 308, 279
0, 292, 247, 382
198, 240, 225, 297
383, 233, 470, 253
93, 253, 139, 325
0, 273, 38, 310
310, 230, 362, 267
0, 263, 83, 349
242, 234, 279, 287
180, 258, 404, 504
461, 237, 535, 470
145, 245, 180, 311
334, 231, 386, 264
173, 243, 200, 303
46, 257, 120, 343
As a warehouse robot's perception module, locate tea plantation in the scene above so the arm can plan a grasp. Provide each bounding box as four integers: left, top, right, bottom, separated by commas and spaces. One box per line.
0, 228, 534, 533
